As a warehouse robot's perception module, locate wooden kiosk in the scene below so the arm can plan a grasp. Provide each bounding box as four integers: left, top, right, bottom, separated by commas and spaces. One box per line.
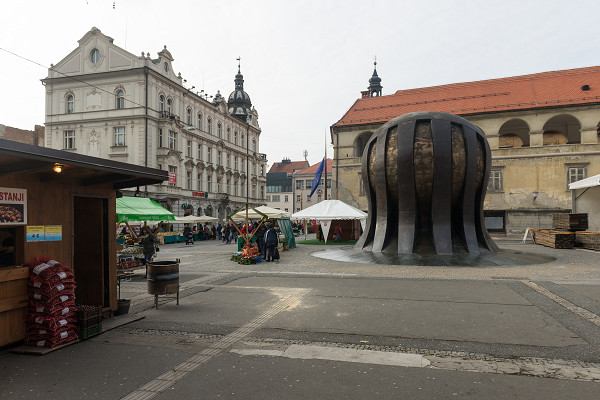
0, 138, 167, 347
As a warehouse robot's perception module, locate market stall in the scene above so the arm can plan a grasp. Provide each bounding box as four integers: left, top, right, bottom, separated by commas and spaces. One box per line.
116, 197, 175, 274
292, 200, 367, 243
230, 206, 296, 250
0, 138, 167, 347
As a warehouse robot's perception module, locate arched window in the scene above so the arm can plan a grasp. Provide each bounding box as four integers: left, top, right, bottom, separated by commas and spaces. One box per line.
217, 123, 222, 138
208, 118, 212, 134
116, 90, 125, 109
186, 108, 192, 125
90, 48, 100, 64
197, 113, 203, 130
159, 95, 165, 113
166, 99, 172, 115
66, 94, 74, 114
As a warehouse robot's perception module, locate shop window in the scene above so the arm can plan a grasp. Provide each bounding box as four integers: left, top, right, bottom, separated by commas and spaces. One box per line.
116, 90, 125, 109
113, 126, 125, 146
168, 130, 177, 150
488, 169, 503, 192
66, 95, 74, 114
64, 130, 75, 149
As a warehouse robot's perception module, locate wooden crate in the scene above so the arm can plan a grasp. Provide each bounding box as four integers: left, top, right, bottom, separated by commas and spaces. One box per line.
0, 266, 29, 347
575, 232, 600, 251
532, 229, 575, 249
552, 213, 588, 232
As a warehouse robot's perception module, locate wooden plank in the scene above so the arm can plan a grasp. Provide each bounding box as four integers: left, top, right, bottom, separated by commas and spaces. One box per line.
0, 267, 29, 282
0, 294, 28, 313
11, 339, 79, 355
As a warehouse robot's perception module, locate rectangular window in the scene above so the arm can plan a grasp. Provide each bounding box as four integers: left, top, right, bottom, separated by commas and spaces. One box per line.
296, 195, 301, 202
260, 186, 264, 199
266, 195, 271, 202
327, 179, 331, 188
159, 128, 163, 147
488, 169, 503, 192
234, 157, 238, 170
234, 184, 237, 196
197, 173, 202, 191
272, 195, 280, 202
168, 130, 177, 150
297, 208, 300, 212
318, 194, 322, 202
305, 179, 312, 187
186, 171, 192, 189
113, 126, 125, 146
252, 185, 256, 199
217, 178, 221, 193
241, 183, 244, 197
567, 166, 586, 186
207, 147, 212, 163
64, 130, 75, 149
168, 166, 177, 187
207, 175, 212, 192
260, 165, 264, 176
187, 140, 192, 157
227, 155, 231, 168
284, 195, 289, 202
197, 143, 202, 160
217, 151, 222, 166
296, 180, 304, 189
252, 163, 256, 175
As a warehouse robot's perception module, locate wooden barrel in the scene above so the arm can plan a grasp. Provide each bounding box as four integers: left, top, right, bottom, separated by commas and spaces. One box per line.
147, 260, 179, 295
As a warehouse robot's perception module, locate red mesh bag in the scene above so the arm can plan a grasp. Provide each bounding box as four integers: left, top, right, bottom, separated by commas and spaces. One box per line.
29, 292, 74, 305
27, 258, 74, 281
26, 314, 77, 331
25, 328, 79, 347
28, 282, 76, 299
28, 303, 76, 317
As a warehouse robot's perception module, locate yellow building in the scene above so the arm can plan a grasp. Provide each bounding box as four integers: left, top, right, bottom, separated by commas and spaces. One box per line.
331, 65, 600, 234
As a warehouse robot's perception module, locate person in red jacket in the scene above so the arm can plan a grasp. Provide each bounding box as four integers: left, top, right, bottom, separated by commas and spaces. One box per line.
334, 223, 342, 243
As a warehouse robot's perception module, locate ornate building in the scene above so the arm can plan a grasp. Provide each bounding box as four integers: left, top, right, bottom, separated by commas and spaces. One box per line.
42, 28, 267, 220
331, 64, 600, 234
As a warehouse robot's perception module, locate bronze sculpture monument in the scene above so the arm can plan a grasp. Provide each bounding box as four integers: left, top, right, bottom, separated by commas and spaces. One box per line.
355, 111, 499, 256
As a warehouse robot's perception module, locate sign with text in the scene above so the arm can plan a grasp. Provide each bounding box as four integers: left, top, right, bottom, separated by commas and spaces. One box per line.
168, 172, 177, 185
26, 226, 45, 242
0, 187, 27, 226
45, 225, 63, 241
192, 191, 209, 198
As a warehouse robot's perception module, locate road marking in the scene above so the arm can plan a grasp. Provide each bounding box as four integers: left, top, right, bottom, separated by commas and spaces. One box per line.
521, 280, 600, 328
121, 288, 311, 400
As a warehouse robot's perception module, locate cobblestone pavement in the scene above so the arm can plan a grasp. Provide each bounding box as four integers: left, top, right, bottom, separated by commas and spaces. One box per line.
114, 236, 600, 387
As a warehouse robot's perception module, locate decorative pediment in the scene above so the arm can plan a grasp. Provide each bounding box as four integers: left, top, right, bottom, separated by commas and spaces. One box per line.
216, 166, 225, 179
206, 164, 215, 173
184, 159, 195, 170
233, 171, 240, 179
225, 169, 233, 177
196, 161, 205, 171
216, 140, 224, 149
251, 176, 258, 185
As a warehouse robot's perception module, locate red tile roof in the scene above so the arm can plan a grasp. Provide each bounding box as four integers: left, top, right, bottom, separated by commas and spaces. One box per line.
268, 160, 309, 174
333, 66, 600, 127
295, 158, 333, 176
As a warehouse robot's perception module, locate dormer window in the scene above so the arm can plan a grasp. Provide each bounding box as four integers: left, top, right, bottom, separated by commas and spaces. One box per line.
164, 62, 169, 73
90, 48, 100, 64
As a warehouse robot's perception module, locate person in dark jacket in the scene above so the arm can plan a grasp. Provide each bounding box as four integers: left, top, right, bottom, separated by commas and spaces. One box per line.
264, 224, 279, 262
183, 224, 193, 245
140, 227, 158, 277
256, 224, 267, 256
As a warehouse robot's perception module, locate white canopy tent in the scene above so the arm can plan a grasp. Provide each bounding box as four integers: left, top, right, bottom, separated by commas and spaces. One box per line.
292, 200, 367, 243
174, 215, 218, 223
231, 205, 291, 220
569, 173, 600, 231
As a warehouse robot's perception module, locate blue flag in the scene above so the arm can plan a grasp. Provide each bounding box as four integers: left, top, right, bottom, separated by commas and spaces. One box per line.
308, 157, 325, 198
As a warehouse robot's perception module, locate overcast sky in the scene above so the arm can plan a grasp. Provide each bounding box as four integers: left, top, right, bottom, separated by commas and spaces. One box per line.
1, 0, 600, 168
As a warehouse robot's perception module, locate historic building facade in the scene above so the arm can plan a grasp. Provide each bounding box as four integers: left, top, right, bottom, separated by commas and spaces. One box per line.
42, 27, 267, 220
331, 64, 600, 234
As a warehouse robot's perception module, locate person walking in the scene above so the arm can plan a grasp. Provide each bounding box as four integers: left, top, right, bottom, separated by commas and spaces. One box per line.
140, 227, 158, 278
334, 223, 342, 243
256, 224, 267, 257
217, 223, 223, 241
183, 224, 193, 245
264, 224, 279, 262
223, 223, 230, 244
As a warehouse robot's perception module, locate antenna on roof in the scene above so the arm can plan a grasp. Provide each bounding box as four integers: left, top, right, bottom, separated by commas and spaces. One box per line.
303, 150, 308, 162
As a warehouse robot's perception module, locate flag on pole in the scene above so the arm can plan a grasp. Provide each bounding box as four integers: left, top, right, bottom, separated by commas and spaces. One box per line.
308, 157, 325, 198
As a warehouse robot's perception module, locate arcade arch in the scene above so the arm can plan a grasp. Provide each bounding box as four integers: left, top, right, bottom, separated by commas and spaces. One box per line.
498, 119, 529, 148
543, 114, 581, 145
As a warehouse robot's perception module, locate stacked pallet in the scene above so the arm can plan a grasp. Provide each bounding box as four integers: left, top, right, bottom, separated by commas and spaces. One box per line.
533, 230, 575, 249
575, 232, 600, 251
552, 213, 588, 232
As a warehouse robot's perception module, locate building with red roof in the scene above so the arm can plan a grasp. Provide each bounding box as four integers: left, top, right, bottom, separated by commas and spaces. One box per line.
292, 158, 333, 213
331, 64, 600, 234
266, 158, 310, 213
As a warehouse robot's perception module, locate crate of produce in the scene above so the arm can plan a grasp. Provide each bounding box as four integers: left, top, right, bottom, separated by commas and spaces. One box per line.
79, 323, 102, 340
76, 305, 102, 322
552, 213, 588, 232
532, 229, 575, 249
575, 232, 600, 251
